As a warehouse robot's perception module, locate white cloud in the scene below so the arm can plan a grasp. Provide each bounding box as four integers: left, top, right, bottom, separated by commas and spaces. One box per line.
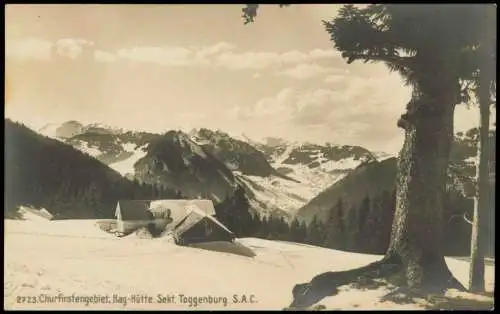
6, 38, 53, 61
228, 72, 412, 150
309, 49, 341, 59
115, 42, 240, 67
278, 63, 343, 80
192, 42, 236, 66
215, 48, 342, 70
117, 46, 193, 66
196, 42, 236, 57
6, 38, 344, 75
6, 38, 98, 61
55, 38, 94, 60
94, 50, 117, 63
280, 50, 310, 64
324, 74, 345, 84
114, 45, 342, 70
228, 88, 295, 121
215, 51, 281, 70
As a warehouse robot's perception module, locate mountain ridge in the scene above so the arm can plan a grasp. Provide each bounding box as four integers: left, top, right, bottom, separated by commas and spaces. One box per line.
36, 120, 385, 218
5, 119, 179, 219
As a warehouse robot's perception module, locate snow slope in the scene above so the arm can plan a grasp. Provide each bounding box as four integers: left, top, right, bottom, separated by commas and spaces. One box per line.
236, 169, 347, 216
78, 141, 103, 158
67, 139, 147, 177
237, 142, 375, 216
107, 144, 148, 177
235, 158, 355, 216
4, 220, 495, 310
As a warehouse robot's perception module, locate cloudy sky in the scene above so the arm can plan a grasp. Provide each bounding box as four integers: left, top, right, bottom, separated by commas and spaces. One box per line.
5, 4, 494, 154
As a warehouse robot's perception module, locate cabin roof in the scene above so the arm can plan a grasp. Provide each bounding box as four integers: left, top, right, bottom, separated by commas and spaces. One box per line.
174, 205, 233, 236
115, 200, 152, 221
149, 199, 216, 224
19, 206, 54, 220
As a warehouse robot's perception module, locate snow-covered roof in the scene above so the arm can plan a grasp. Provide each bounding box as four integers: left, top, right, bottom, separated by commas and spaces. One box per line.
173, 204, 233, 238
116, 200, 152, 221
149, 199, 216, 224
18, 206, 54, 221
186, 205, 233, 234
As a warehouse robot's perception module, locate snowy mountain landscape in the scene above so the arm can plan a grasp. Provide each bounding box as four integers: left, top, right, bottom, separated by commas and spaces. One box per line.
22, 120, 493, 257
38, 121, 380, 218
6, 3, 496, 311
36, 120, 494, 227
5, 120, 493, 312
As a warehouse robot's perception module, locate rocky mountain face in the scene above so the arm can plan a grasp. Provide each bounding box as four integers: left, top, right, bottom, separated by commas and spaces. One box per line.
37, 121, 382, 218
189, 128, 289, 179
254, 138, 379, 186
133, 130, 238, 203
240, 138, 382, 217
256, 138, 377, 174
66, 131, 159, 169
5, 119, 178, 219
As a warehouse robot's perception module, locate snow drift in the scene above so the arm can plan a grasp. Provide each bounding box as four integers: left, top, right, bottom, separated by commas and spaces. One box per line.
4, 219, 495, 310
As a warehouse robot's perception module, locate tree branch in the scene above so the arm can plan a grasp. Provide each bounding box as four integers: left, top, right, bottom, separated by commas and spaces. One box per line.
463, 212, 473, 225
345, 52, 413, 67
448, 213, 473, 226
242, 4, 290, 25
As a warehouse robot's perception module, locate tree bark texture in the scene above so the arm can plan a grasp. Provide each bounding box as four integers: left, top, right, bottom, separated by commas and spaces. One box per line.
387, 84, 463, 292
469, 7, 495, 292
469, 74, 491, 292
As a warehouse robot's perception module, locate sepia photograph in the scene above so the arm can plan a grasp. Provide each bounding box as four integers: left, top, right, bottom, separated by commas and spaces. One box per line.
4, 3, 496, 310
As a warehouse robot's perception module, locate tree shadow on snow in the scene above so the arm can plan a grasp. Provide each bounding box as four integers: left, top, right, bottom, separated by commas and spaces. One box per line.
284, 260, 494, 311
284, 260, 394, 310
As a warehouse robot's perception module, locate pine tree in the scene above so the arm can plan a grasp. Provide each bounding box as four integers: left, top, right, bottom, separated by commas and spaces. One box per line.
249, 213, 261, 237
357, 195, 372, 251
358, 195, 370, 231
345, 204, 357, 250
86, 182, 102, 218
277, 216, 288, 240
364, 194, 381, 253
231, 185, 253, 237
299, 220, 308, 243
324, 204, 337, 249
214, 194, 231, 230
289, 217, 301, 242
333, 199, 347, 250
307, 216, 325, 247
260, 215, 270, 239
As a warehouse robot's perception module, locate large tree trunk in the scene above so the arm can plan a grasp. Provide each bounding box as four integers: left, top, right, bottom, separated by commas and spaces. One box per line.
386, 86, 463, 292
287, 83, 467, 310
469, 73, 491, 292
469, 6, 495, 292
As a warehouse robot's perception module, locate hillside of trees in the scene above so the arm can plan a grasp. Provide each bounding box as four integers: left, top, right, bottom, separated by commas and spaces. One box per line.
216, 184, 486, 257
5, 120, 182, 219
297, 157, 398, 224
